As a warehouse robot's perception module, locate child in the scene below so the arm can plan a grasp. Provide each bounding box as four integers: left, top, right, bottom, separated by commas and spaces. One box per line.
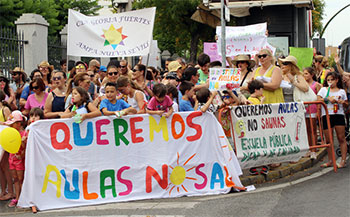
4, 110, 27, 207
179, 81, 198, 112
318, 72, 348, 168
166, 84, 179, 112
247, 80, 268, 175
196, 88, 218, 113
27, 107, 44, 127
247, 80, 265, 105
222, 90, 240, 106
116, 76, 147, 114
147, 83, 174, 118
61, 87, 101, 122
100, 82, 136, 117
0, 90, 14, 202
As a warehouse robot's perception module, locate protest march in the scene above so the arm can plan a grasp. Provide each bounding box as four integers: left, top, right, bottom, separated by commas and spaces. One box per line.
0, 3, 349, 213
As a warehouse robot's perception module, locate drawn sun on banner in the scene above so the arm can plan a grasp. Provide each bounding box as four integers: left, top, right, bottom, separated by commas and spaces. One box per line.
166, 153, 197, 195
101, 24, 128, 50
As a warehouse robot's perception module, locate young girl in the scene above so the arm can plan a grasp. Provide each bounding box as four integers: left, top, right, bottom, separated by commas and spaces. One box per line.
0, 90, 14, 201
116, 76, 147, 114
303, 67, 322, 159
166, 84, 179, 112
317, 72, 348, 168
61, 87, 101, 122
4, 110, 27, 207
146, 83, 173, 118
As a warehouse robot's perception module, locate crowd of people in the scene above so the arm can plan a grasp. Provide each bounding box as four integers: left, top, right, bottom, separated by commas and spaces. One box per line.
0, 49, 349, 208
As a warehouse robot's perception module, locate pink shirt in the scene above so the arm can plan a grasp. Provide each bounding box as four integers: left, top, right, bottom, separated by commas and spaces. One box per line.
147, 95, 173, 112
24, 92, 48, 110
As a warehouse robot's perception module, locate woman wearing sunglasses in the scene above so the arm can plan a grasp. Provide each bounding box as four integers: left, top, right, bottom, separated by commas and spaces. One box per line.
44, 70, 67, 118
279, 56, 309, 103
132, 64, 154, 100
38, 61, 53, 87
23, 78, 48, 116
253, 49, 284, 104
0, 71, 17, 110
314, 55, 332, 85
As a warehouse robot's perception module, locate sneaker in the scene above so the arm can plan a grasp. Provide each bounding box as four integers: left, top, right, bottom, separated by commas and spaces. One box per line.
310, 152, 317, 160
260, 166, 269, 175
8, 199, 18, 208
249, 168, 259, 175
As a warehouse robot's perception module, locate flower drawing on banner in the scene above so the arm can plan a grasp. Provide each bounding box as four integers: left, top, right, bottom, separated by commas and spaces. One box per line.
101, 25, 128, 50
167, 153, 197, 195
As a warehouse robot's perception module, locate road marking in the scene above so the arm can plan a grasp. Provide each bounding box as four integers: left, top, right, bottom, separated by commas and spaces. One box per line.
61, 216, 185, 217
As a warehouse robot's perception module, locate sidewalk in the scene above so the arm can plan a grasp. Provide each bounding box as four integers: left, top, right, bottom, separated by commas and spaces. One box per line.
239, 148, 329, 186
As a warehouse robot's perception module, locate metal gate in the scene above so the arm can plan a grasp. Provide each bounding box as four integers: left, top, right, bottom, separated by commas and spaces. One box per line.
48, 35, 66, 70
0, 27, 27, 79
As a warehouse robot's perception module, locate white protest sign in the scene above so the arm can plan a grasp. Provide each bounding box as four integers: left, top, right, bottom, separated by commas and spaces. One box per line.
141, 40, 161, 68
231, 102, 309, 169
68, 8, 156, 57
209, 68, 241, 91
216, 23, 275, 57
18, 113, 243, 210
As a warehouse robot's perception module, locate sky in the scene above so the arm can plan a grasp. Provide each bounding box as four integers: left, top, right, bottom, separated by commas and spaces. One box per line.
323, 0, 350, 47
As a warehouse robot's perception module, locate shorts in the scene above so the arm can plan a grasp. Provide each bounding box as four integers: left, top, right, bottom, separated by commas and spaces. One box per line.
8, 155, 25, 171
322, 114, 346, 130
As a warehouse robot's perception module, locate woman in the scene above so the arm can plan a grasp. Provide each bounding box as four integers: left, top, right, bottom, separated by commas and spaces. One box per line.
65, 72, 91, 109
44, 70, 67, 118
0, 71, 16, 110
314, 55, 332, 85
19, 69, 43, 109
132, 64, 153, 100
38, 61, 53, 87
303, 67, 322, 159
117, 76, 148, 114
253, 49, 284, 104
99, 65, 119, 96
279, 55, 309, 102
23, 78, 48, 116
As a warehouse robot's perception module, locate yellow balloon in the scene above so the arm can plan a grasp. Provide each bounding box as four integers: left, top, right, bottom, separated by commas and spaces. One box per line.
0, 127, 21, 154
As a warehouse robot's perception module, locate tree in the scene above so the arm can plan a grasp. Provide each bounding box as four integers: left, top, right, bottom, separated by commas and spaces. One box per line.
0, 0, 100, 35
55, 0, 101, 34
312, 0, 325, 37
133, 0, 216, 63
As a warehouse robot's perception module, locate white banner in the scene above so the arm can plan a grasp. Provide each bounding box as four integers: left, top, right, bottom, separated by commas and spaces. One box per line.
18, 112, 243, 210
67, 8, 156, 57
231, 103, 309, 169
216, 22, 275, 57
209, 68, 241, 91
141, 40, 161, 68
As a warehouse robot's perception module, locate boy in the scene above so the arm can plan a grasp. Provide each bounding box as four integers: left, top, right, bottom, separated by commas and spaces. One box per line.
147, 83, 174, 118
179, 81, 198, 111
247, 80, 265, 105
196, 88, 218, 113
99, 82, 136, 117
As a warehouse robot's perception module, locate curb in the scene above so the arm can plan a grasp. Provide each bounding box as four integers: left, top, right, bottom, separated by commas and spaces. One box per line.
240, 148, 328, 186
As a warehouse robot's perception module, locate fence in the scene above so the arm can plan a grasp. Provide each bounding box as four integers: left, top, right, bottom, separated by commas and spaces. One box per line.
48, 35, 67, 70
0, 26, 27, 79
218, 101, 338, 172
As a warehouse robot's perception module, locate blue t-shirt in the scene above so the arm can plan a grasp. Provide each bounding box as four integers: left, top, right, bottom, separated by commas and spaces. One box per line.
179, 98, 194, 112
99, 99, 130, 113
20, 86, 33, 100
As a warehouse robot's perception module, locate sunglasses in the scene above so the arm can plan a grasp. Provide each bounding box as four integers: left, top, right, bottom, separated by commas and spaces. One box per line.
11, 72, 21, 76
52, 76, 62, 81
258, 54, 268, 59
222, 95, 231, 99
95, 66, 100, 70
237, 61, 248, 65
89, 74, 95, 78
32, 86, 39, 90
76, 65, 85, 69
132, 69, 138, 72
121, 65, 127, 68
0, 78, 6, 82
108, 72, 118, 76
282, 62, 291, 66
40, 67, 49, 70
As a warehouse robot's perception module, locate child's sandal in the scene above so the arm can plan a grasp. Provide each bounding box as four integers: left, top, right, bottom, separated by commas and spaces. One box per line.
320, 162, 333, 168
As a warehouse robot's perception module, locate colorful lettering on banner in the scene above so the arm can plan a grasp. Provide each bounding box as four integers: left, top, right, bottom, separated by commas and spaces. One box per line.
19, 113, 243, 211
231, 103, 309, 169
209, 68, 241, 91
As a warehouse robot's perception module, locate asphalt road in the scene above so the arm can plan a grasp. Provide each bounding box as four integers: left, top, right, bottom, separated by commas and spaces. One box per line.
2, 163, 349, 217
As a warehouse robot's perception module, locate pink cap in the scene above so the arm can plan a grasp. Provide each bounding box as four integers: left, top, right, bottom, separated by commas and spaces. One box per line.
4, 110, 26, 125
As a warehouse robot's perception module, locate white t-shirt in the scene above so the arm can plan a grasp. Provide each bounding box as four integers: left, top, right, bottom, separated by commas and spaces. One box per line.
172, 101, 179, 112
317, 87, 347, 116
128, 90, 147, 111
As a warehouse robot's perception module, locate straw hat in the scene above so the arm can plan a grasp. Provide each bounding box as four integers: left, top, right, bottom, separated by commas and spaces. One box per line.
11, 67, 27, 81
38, 61, 54, 72
278, 55, 299, 70
231, 55, 256, 68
